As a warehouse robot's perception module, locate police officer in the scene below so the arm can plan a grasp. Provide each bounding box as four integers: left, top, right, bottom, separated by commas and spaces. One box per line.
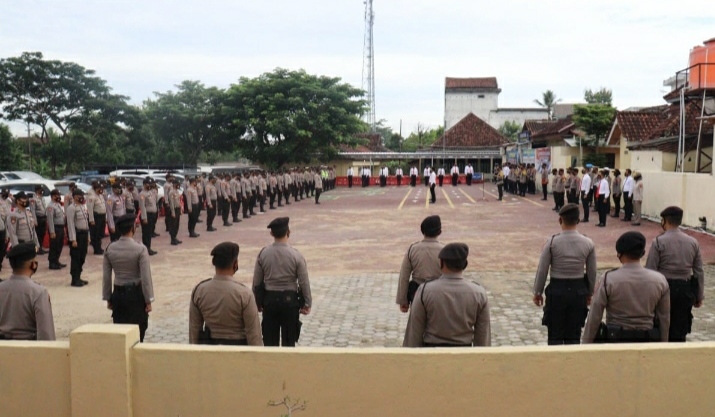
396, 215, 444, 312
253, 217, 312, 347
30, 186, 48, 254
184, 177, 200, 238
0, 243, 55, 340
582, 231, 670, 343
168, 179, 183, 245
403, 243, 491, 347
107, 183, 127, 242
46, 189, 67, 269
87, 180, 108, 255
0, 189, 8, 272
645, 206, 704, 342
189, 242, 263, 346
102, 214, 155, 343
6, 192, 39, 250
205, 175, 218, 232
533, 203, 597, 345
313, 169, 323, 204
125, 181, 139, 215
67, 189, 90, 287
138, 178, 158, 256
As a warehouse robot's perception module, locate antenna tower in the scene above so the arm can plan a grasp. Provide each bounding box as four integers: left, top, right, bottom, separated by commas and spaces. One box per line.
362, 0, 376, 132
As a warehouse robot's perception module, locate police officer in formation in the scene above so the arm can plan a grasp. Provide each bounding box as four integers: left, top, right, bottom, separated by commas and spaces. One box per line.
87, 180, 107, 255
645, 206, 704, 342
107, 183, 127, 242
582, 231, 670, 343
138, 178, 159, 256
30, 186, 48, 254
205, 175, 218, 231
46, 189, 67, 270
0, 189, 8, 272
102, 214, 155, 343
533, 203, 597, 345
0, 243, 55, 340
7, 192, 39, 249
67, 189, 90, 287
189, 242, 262, 346
396, 215, 444, 312
403, 243, 491, 347
253, 217, 312, 347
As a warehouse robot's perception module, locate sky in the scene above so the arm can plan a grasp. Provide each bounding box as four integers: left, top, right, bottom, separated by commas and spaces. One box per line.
1, 0, 714, 137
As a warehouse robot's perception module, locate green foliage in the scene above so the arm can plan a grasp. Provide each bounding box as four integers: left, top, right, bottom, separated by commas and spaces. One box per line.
573, 104, 616, 148
498, 120, 521, 142
401, 124, 443, 151
227, 68, 366, 167
584, 88, 613, 106
534, 90, 561, 119
0, 123, 25, 170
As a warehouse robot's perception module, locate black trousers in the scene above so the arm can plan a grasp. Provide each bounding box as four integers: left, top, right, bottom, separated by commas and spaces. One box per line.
91, 216, 105, 245
667, 279, 695, 342
597, 195, 608, 225
221, 199, 230, 224
452, 173, 458, 186
259, 193, 265, 212
424, 176, 429, 186
70, 230, 89, 282
543, 279, 589, 345
623, 194, 633, 220
164, 204, 171, 231
262, 291, 301, 347
438, 175, 444, 187
111, 284, 148, 342
466, 175, 472, 186
242, 198, 250, 217
170, 208, 180, 240
141, 214, 155, 250
519, 182, 526, 196
430, 183, 436, 203
207, 200, 217, 229
49, 225, 64, 265
0, 230, 6, 270
35, 217, 47, 249
380, 175, 386, 187
410, 175, 416, 186
315, 189, 322, 203
497, 184, 503, 200
612, 194, 621, 217
148, 211, 157, 237
542, 184, 548, 200
231, 197, 240, 221
269, 190, 276, 208
554, 192, 564, 209
277, 190, 283, 205
348, 175, 353, 188
581, 192, 590, 222
188, 204, 199, 234
216, 197, 223, 216
284, 188, 290, 204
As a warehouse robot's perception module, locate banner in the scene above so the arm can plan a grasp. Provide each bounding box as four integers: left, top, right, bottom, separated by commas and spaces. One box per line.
506, 150, 518, 164
521, 149, 536, 164
535, 148, 552, 171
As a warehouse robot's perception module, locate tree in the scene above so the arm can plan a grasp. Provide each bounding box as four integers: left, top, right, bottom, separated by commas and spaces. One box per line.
498, 120, 521, 142
144, 80, 235, 166
226, 68, 366, 167
573, 104, 616, 150
584, 88, 613, 106
0, 123, 24, 170
534, 90, 561, 119
401, 124, 443, 151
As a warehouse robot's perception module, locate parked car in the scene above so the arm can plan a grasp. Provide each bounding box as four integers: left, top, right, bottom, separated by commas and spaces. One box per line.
63, 173, 111, 186
7, 171, 45, 180
0, 172, 22, 181
1, 179, 88, 207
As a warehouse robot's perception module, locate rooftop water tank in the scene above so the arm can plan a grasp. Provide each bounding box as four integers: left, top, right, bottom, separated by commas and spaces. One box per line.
689, 38, 715, 89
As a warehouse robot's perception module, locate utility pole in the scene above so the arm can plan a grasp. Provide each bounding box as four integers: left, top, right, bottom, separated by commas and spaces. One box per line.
399, 119, 402, 152
362, 0, 376, 132
26, 121, 33, 171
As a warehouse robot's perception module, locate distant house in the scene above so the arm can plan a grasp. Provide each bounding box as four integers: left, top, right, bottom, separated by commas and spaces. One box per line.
431, 112, 508, 173
606, 106, 670, 170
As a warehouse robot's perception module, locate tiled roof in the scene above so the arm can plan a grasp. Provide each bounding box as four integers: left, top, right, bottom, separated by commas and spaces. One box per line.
612, 109, 669, 143
647, 101, 709, 140
523, 120, 557, 136
552, 103, 580, 119
340, 133, 392, 153
531, 116, 575, 139
431, 113, 509, 149
445, 77, 498, 90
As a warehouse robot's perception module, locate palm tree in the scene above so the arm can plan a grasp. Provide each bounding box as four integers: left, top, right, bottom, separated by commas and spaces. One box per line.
534, 90, 562, 120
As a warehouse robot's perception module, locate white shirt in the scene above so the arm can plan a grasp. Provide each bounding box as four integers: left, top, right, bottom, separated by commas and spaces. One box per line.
396, 168, 403, 176
429, 172, 437, 185
598, 178, 610, 199
437, 168, 445, 176
622, 175, 635, 196
451, 166, 459, 174
465, 166, 473, 174
347, 168, 354, 176
503, 166, 510, 177
410, 167, 417, 176
423, 168, 430, 177
381, 167, 389, 176
366, 169, 371, 177
581, 173, 592, 192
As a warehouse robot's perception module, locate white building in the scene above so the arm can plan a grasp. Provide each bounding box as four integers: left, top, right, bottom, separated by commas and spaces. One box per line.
444, 77, 548, 130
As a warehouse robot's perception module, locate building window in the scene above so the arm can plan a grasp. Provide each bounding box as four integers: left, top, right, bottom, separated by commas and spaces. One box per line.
478, 94, 485, 98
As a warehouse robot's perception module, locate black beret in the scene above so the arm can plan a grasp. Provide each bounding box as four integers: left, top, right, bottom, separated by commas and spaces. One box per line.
72, 189, 85, 196
420, 215, 442, 235
14, 191, 28, 199
558, 203, 580, 217
115, 214, 136, 228
112, 182, 122, 189
50, 189, 61, 196
616, 231, 647, 254
267, 217, 289, 230
210, 242, 240, 262
660, 206, 683, 218
7, 242, 37, 262
438, 242, 469, 261
142, 178, 152, 185
34, 185, 43, 191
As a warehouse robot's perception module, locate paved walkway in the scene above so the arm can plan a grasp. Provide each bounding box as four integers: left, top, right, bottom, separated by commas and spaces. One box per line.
145, 265, 715, 346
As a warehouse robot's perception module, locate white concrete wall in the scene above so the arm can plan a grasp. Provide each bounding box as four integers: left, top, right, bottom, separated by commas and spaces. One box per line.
489, 109, 549, 130
445, 91, 498, 129
638, 171, 715, 229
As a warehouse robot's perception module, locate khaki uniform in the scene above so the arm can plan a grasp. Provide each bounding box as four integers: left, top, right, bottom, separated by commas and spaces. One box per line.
6, 208, 39, 247
189, 275, 263, 345
396, 237, 444, 305
66, 202, 90, 284
582, 263, 670, 343
0, 275, 56, 340
106, 194, 126, 232
403, 274, 490, 347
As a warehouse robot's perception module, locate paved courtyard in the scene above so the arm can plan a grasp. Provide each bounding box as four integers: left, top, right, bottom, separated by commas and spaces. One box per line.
16, 183, 715, 346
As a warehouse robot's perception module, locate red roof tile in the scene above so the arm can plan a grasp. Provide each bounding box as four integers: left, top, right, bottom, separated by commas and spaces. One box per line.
522, 120, 557, 136
613, 109, 669, 143
647, 101, 709, 140
531, 116, 575, 139
431, 113, 509, 149
340, 133, 392, 152
445, 77, 498, 90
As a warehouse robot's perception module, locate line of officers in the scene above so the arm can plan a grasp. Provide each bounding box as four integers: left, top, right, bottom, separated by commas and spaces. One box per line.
0, 215, 312, 347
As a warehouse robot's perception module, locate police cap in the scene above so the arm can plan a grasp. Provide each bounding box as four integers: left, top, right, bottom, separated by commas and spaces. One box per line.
7, 242, 37, 263
50, 189, 61, 196
660, 206, 683, 219
14, 191, 28, 200
210, 242, 240, 267
267, 217, 289, 230
615, 231, 647, 255
73, 189, 85, 196
438, 242, 469, 262
558, 203, 580, 217
420, 215, 441, 236
115, 214, 136, 228
142, 178, 152, 185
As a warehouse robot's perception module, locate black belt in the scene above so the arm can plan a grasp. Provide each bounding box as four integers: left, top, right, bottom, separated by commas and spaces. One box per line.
114, 283, 141, 293
424, 342, 471, 348
36, 216, 47, 220
667, 278, 691, 286
201, 338, 248, 346
76, 229, 89, 233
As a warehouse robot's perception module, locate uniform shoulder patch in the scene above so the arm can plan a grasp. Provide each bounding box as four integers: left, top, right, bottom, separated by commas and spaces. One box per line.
11, 216, 16, 224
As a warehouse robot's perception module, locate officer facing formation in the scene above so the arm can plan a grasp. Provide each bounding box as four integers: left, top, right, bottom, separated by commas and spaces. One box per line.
403, 243, 491, 347
396, 215, 444, 312
107, 183, 127, 242
102, 214, 155, 342
645, 206, 704, 342
533, 203, 597, 345
189, 242, 263, 346
6, 191, 39, 249
253, 217, 312, 347
0, 242, 56, 340
66, 189, 90, 287
581, 231, 670, 343
0, 188, 9, 272
87, 180, 107, 255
